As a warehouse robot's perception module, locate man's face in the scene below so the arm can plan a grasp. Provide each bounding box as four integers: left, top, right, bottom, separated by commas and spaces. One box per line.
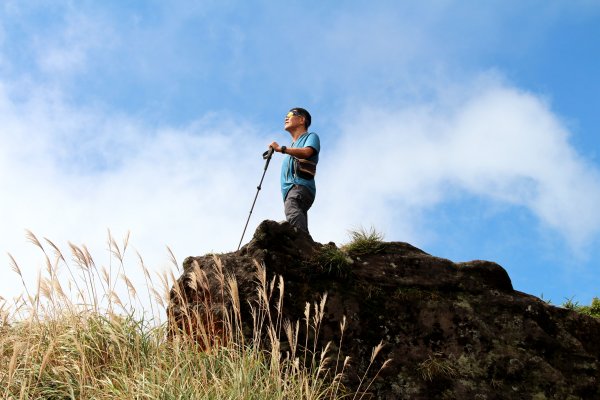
284, 110, 305, 131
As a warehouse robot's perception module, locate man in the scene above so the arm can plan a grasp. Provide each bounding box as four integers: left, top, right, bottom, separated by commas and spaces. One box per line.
269, 107, 320, 234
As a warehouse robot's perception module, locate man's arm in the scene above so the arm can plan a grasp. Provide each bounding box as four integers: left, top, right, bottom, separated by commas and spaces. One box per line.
269, 142, 315, 159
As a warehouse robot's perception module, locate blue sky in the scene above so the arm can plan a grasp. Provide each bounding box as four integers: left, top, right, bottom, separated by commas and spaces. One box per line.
1, 1, 600, 309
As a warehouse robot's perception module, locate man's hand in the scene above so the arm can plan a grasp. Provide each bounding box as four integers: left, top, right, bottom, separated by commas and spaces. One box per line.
269, 142, 282, 152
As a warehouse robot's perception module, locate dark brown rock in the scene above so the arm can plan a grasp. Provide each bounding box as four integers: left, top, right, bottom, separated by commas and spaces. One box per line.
168, 220, 600, 399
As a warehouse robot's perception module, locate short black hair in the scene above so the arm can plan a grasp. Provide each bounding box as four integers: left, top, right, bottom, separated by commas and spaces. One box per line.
290, 107, 311, 129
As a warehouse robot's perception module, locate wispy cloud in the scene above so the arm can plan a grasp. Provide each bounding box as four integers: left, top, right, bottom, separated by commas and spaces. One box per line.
34, 12, 114, 76
316, 74, 600, 249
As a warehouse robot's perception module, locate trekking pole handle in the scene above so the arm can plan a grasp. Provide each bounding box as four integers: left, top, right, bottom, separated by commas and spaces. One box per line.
262, 146, 275, 170
263, 146, 274, 159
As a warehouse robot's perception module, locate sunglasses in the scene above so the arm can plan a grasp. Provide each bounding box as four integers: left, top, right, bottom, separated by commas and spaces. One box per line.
286, 110, 303, 118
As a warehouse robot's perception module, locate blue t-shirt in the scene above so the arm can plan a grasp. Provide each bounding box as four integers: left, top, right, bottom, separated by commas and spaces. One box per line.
280, 132, 320, 200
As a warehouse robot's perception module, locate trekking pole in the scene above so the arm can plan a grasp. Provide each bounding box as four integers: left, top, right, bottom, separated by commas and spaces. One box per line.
237, 147, 275, 251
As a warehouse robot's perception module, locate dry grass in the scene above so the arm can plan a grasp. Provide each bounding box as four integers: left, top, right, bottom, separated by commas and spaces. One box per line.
417, 352, 457, 382
0, 231, 388, 399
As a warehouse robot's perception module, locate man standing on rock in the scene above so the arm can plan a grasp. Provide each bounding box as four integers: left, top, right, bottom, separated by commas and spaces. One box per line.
269, 107, 320, 235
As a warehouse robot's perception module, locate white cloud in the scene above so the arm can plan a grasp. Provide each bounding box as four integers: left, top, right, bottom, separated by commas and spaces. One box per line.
0, 81, 283, 305
446, 85, 600, 243
313, 75, 600, 249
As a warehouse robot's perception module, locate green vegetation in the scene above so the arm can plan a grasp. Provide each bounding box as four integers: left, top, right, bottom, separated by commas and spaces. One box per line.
316, 243, 353, 278
562, 297, 600, 318
316, 227, 386, 278
341, 227, 386, 256
0, 231, 385, 399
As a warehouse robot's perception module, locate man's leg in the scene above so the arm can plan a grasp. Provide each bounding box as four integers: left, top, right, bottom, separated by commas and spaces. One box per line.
284, 185, 315, 233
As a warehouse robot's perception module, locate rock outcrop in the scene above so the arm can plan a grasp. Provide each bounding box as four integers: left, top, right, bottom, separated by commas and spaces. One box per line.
168, 220, 600, 399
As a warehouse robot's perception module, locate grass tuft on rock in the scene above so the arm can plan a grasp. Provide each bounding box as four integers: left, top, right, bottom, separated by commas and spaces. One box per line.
315, 227, 386, 278
316, 243, 354, 278
341, 227, 386, 256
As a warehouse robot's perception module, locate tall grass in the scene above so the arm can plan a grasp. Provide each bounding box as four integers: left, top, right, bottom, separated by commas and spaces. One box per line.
0, 231, 387, 399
